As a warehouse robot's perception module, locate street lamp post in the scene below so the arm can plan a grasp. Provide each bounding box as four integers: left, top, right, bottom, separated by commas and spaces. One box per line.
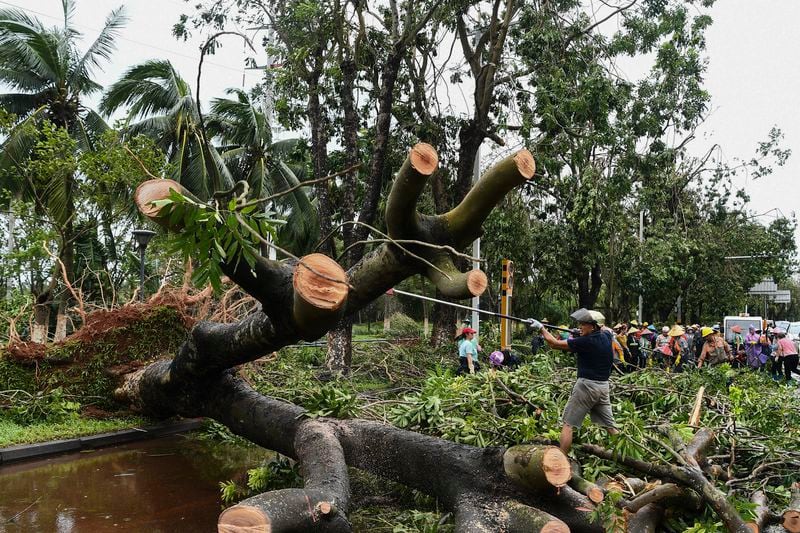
132, 229, 156, 302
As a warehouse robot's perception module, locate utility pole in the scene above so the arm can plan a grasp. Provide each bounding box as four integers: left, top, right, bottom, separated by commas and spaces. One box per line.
637, 210, 644, 323
471, 147, 480, 338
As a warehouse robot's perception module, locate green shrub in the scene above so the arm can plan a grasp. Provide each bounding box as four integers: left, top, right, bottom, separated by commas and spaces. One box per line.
387, 313, 421, 338
2, 387, 80, 424
304, 382, 360, 418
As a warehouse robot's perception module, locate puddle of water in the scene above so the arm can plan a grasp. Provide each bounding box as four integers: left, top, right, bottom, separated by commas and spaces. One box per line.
0, 434, 265, 532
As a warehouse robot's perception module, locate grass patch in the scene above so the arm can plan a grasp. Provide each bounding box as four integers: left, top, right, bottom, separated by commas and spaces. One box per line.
0, 415, 148, 447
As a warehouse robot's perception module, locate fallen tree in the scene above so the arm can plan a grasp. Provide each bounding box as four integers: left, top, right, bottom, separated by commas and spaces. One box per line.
120, 144, 602, 532
52, 142, 790, 532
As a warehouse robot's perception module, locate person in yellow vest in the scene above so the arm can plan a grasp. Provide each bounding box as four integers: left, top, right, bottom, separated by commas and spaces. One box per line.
697, 327, 732, 368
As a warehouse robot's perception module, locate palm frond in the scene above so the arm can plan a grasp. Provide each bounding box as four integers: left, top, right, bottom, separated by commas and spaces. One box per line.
61, 0, 76, 30
0, 91, 49, 117
0, 16, 62, 82
208, 88, 270, 148
100, 59, 188, 118
272, 161, 318, 255
68, 5, 127, 90
0, 67, 47, 91
72, 108, 110, 152
0, 106, 46, 177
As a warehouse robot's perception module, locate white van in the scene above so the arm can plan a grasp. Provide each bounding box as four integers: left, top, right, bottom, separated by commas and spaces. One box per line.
722, 316, 763, 344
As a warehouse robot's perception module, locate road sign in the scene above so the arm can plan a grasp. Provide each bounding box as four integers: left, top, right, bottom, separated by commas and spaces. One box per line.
774, 290, 791, 304
749, 279, 777, 295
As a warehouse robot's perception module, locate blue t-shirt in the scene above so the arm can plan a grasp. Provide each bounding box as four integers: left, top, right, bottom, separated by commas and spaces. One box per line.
458, 338, 478, 362
566, 330, 613, 381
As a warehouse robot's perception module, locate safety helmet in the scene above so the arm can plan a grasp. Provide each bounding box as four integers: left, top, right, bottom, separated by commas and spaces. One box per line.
701, 327, 714, 338
489, 351, 504, 366
662, 326, 669, 334
569, 308, 605, 326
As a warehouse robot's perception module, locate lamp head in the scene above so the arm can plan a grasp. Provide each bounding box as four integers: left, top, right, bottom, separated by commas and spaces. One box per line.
132, 229, 157, 249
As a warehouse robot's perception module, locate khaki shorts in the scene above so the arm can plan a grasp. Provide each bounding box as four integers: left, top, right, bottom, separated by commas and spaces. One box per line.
562, 378, 616, 428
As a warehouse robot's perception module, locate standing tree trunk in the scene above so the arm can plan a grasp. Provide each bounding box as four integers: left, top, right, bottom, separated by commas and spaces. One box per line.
325, 316, 353, 372
430, 296, 458, 348
325, 52, 360, 372
577, 261, 603, 309
32, 289, 51, 343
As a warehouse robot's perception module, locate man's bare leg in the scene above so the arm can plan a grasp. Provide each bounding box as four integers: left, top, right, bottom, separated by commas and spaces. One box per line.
559, 424, 574, 453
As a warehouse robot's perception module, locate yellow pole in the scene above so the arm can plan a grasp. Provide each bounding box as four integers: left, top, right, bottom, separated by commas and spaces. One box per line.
500, 259, 514, 350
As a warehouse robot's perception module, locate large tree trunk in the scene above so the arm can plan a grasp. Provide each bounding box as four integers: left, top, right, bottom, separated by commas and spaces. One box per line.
325, 52, 360, 372
430, 296, 458, 348
125, 146, 544, 531
117, 144, 756, 532
32, 291, 51, 343
53, 300, 68, 342
577, 261, 603, 309
325, 316, 353, 373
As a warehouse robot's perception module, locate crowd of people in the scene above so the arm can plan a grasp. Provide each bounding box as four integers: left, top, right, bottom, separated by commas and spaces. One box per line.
603, 321, 799, 383
458, 317, 800, 385
456, 308, 799, 453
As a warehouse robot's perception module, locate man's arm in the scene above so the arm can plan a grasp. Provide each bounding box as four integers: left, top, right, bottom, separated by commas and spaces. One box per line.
540, 325, 570, 351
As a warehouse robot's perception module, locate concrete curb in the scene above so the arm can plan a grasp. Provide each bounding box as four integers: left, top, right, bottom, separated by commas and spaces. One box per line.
0, 418, 205, 465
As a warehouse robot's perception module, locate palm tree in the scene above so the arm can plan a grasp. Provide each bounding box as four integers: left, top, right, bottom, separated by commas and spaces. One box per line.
207, 88, 319, 254
104, 65, 318, 254
100, 59, 233, 200
0, 0, 126, 342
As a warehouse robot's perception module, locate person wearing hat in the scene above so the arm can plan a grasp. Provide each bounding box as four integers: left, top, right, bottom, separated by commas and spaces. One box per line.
654, 326, 671, 367
684, 326, 696, 365
667, 325, 688, 371
529, 308, 617, 453
645, 324, 658, 349
697, 326, 732, 368
457, 327, 480, 375
744, 325, 763, 370
626, 323, 644, 368
693, 325, 705, 362
613, 324, 631, 370
773, 328, 799, 383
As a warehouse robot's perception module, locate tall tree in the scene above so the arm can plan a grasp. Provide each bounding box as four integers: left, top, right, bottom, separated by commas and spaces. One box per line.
206, 89, 320, 255
100, 59, 233, 200
175, 0, 448, 369
0, 0, 126, 341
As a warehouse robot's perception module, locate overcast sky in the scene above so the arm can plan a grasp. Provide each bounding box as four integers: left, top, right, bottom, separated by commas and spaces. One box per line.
15, 0, 800, 246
